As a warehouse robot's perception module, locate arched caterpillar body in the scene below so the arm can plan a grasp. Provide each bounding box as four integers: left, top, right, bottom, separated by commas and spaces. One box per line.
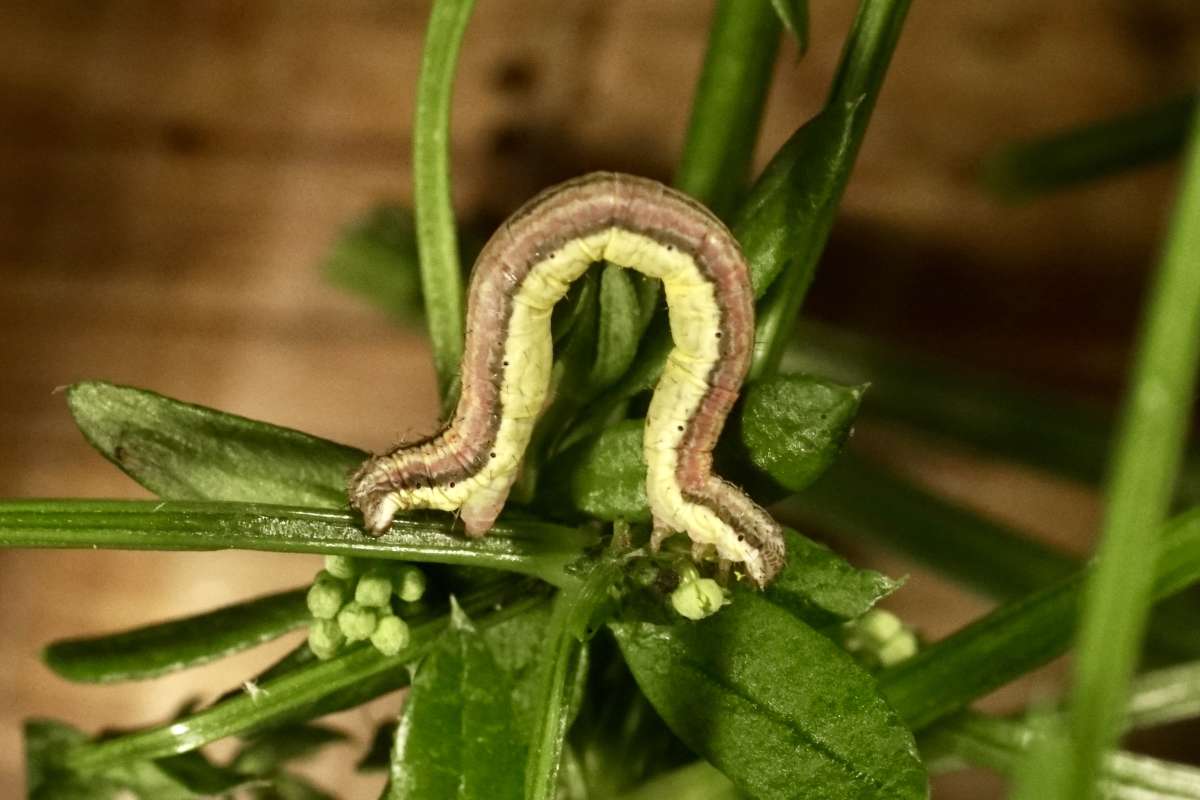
350, 172, 786, 586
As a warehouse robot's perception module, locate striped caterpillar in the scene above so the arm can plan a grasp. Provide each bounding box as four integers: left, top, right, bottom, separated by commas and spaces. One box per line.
350, 172, 786, 586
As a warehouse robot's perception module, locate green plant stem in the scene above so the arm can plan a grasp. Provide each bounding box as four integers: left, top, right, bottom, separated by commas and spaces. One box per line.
1050, 100, 1200, 800
525, 558, 622, 800
985, 92, 1197, 200
414, 0, 475, 407
878, 506, 1200, 732
751, 0, 912, 377
62, 583, 541, 773
923, 712, 1200, 800
0, 500, 593, 588
675, 0, 782, 219
1124, 660, 1200, 731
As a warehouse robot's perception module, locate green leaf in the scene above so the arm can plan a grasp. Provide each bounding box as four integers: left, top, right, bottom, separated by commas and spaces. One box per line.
322, 204, 425, 325
541, 374, 861, 521
525, 558, 623, 800
730, 374, 865, 494
676, 0, 784, 219
764, 529, 899, 626
572, 0, 910, 430
984, 92, 1197, 201
481, 599, 557, 742
359, 601, 556, 774
749, 0, 912, 377
413, 0, 476, 405
589, 266, 643, 390
67, 381, 362, 507
613, 590, 928, 800
152, 751, 249, 796
0, 500, 593, 588
792, 453, 1200, 661
59, 582, 543, 772
232, 724, 348, 777
770, 0, 809, 53
43, 588, 309, 683
389, 602, 525, 800
878, 506, 1200, 733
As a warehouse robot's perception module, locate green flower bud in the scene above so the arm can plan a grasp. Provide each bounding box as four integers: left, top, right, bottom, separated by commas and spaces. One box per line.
307, 573, 348, 620
308, 619, 344, 660
859, 609, 903, 646
355, 567, 393, 607
324, 554, 359, 580
877, 633, 919, 667
393, 565, 427, 602
671, 577, 727, 621
337, 601, 377, 642
370, 614, 411, 657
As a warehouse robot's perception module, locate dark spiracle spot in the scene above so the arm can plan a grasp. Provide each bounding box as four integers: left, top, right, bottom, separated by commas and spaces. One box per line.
490, 452, 497, 458
677, 425, 684, 432
715, 331, 722, 338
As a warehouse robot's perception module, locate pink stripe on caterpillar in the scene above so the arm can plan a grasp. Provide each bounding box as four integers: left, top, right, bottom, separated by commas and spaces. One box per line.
350, 172, 786, 586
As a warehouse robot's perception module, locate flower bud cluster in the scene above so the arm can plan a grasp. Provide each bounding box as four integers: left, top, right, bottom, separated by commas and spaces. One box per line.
306, 555, 427, 660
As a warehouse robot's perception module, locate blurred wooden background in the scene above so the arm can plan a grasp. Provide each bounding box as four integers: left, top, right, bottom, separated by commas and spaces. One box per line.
1, 1, 1198, 796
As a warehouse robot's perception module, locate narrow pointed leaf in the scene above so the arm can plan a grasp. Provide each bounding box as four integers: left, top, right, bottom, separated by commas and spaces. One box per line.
984, 92, 1197, 201
60, 584, 542, 772
67, 381, 362, 507
43, 588, 309, 683
879, 506, 1200, 732
232, 724, 348, 777
770, 0, 809, 52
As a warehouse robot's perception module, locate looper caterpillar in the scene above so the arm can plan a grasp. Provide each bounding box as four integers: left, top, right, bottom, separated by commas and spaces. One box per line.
350, 172, 786, 586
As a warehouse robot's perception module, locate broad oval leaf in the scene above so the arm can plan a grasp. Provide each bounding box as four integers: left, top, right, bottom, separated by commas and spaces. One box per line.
766, 529, 899, 627
612, 591, 928, 800
390, 603, 525, 800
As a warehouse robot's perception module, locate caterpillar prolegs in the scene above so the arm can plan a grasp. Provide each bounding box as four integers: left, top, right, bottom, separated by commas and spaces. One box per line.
349, 172, 786, 586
